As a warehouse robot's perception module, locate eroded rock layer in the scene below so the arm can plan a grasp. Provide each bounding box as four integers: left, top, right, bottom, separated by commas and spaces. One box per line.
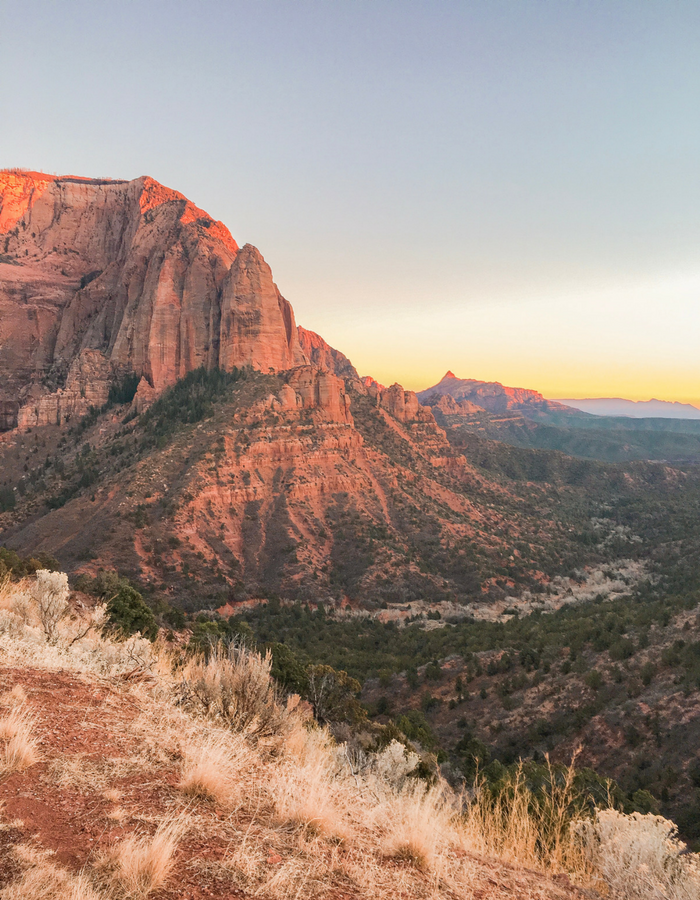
0, 170, 307, 429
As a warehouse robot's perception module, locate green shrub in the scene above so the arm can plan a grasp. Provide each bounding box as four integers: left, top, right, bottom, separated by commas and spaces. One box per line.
0, 547, 60, 579
394, 709, 437, 751
107, 372, 140, 406
0, 486, 15, 512
106, 584, 158, 641
270, 642, 309, 695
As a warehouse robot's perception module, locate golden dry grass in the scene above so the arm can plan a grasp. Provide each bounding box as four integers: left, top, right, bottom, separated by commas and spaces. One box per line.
107, 817, 187, 898
0, 864, 102, 900
272, 729, 353, 841
177, 732, 253, 806
461, 756, 592, 877
0, 707, 40, 777
381, 781, 454, 871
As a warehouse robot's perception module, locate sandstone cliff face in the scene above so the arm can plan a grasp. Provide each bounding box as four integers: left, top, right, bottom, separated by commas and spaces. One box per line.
219, 246, 307, 374
285, 367, 353, 424
0, 171, 307, 430
297, 327, 359, 380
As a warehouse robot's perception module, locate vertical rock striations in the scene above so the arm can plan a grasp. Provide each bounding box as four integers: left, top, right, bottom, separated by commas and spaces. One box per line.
0, 170, 308, 429
220, 245, 306, 373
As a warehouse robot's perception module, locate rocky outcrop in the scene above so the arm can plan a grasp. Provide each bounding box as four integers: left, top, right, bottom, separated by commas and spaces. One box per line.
349, 378, 435, 424
297, 327, 358, 379
263, 367, 353, 424
219, 246, 306, 373
286, 366, 352, 424
378, 384, 434, 424
131, 377, 157, 415
417, 371, 570, 416
0, 170, 308, 430
432, 394, 484, 416
17, 350, 111, 428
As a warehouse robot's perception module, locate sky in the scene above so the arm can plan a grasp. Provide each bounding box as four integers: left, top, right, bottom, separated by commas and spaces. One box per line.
2, 0, 699, 403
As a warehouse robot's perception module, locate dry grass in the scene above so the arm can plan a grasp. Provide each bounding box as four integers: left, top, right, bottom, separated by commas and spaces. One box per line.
0, 707, 40, 777
0, 863, 102, 900
2, 685, 27, 707
462, 756, 592, 878
382, 781, 454, 871
107, 817, 187, 898
178, 732, 254, 806
48, 754, 139, 793
272, 731, 352, 841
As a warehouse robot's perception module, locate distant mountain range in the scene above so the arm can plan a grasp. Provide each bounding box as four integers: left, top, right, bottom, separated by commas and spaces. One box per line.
554, 397, 700, 419
416, 371, 569, 416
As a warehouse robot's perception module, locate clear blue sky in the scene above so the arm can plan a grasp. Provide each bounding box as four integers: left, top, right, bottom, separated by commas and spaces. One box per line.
2, 1, 699, 401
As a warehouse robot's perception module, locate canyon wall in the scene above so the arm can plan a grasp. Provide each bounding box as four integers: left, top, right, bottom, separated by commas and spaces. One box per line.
0, 171, 307, 429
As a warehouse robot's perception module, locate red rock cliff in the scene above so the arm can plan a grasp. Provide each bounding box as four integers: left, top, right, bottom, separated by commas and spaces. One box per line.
0, 170, 307, 428
297, 327, 359, 380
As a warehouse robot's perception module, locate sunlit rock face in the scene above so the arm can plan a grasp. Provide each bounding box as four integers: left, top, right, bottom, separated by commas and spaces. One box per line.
219, 244, 307, 373
297, 326, 359, 380
0, 170, 307, 430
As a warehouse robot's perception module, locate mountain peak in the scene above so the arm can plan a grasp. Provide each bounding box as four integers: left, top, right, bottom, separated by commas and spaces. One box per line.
441, 370, 457, 381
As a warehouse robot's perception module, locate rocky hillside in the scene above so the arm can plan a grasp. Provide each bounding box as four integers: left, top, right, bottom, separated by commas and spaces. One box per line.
0, 170, 306, 432
0, 364, 591, 612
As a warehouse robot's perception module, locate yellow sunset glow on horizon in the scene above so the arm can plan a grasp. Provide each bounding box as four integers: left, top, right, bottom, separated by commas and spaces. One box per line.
296, 265, 700, 409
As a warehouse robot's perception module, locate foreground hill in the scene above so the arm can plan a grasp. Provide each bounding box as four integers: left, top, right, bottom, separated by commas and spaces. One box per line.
0, 569, 696, 899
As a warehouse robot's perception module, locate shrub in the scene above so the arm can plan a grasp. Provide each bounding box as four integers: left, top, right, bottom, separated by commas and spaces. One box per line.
585, 670, 604, 691
30, 570, 70, 642
424, 659, 443, 681
270, 642, 309, 695
306, 664, 364, 726
577, 809, 700, 899
106, 584, 158, 640
0, 548, 60, 579
394, 709, 438, 751
0, 486, 15, 512
178, 644, 289, 741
